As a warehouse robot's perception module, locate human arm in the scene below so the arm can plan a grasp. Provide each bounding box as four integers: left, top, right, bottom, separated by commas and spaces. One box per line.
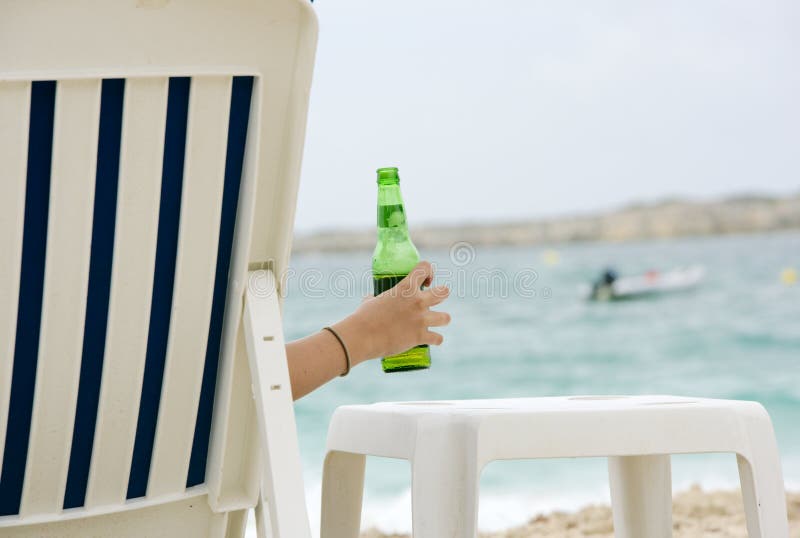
286, 261, 450, 400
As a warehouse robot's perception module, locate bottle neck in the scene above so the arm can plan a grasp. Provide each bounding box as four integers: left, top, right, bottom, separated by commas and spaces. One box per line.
377, 183, 408, 230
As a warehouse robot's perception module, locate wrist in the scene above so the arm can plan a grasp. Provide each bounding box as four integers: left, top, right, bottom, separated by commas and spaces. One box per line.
331, 313, 379, 367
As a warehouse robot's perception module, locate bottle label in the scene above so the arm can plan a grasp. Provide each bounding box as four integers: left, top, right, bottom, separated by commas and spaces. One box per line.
373, 274, 405, 296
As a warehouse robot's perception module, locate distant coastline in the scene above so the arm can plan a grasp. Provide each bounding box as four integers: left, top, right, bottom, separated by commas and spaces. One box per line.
292, 193, 800, 253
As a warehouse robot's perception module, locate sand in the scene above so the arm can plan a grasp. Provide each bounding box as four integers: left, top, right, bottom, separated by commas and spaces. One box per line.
360, 486, 800, 538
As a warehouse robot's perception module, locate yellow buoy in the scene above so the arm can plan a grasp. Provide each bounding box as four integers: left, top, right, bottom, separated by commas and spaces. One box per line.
780, 267, 797, 285
542, 249, 560, 266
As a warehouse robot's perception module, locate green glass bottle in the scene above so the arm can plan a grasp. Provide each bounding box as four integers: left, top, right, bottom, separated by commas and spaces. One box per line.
373, 167, 431, 372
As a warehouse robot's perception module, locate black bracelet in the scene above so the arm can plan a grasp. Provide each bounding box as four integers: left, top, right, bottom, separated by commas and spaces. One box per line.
323, 326, 351, 377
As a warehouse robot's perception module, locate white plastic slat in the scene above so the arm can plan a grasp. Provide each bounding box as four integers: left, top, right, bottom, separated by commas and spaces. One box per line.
85, 78, 169, 508
206, 82, 262, 511
20, 79, 102, 516
147, 76, 232, 497
207, 324, 260, 512
0, 81, 31, 467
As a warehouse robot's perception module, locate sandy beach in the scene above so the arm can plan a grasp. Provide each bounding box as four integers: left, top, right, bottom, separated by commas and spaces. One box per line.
360, 487, 800, 538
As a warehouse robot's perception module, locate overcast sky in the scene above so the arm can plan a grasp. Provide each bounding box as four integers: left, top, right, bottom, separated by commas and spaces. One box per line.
294, 0, 799, 232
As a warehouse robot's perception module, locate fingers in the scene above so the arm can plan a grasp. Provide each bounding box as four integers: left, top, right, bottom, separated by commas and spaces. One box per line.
421, 285, 449, 306
405, 261, 433, 290
420, 330, 444, 346
424, 310, 451, 328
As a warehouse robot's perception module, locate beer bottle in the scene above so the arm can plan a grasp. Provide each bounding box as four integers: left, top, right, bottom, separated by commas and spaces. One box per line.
372, 167, 431, 372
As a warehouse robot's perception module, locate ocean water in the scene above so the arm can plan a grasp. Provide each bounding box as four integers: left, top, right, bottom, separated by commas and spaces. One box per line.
280, 231, 799, 534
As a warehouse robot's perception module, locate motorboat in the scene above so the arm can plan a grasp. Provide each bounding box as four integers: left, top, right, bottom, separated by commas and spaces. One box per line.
589, 266, 706, 301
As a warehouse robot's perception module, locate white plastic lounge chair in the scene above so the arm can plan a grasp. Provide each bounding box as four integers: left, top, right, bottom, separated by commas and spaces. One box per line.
321, 396, 790, 537
0, 1, 317, 536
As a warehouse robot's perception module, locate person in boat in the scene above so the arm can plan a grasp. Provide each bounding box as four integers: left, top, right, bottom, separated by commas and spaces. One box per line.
591, 268, 618, 300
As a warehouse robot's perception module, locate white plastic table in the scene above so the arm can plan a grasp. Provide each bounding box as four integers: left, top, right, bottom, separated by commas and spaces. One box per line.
321, 395, 789, 538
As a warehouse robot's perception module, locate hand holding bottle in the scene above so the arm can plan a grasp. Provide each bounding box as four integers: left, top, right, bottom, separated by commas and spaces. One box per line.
333, 261, 450, 367
284, 168, 450, 398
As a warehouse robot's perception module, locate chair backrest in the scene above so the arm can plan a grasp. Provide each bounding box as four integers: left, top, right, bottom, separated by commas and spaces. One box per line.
0, 0, 317, 530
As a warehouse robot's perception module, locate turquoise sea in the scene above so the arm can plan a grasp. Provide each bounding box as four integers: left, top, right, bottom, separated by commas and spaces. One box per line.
283, 231, 799, 533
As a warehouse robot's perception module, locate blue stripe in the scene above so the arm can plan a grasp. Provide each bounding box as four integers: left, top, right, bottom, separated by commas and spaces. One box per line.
127, 77, 191, 500
63, 79, 125, 510
0, 80, 57, 516
186, 76, 254, 488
